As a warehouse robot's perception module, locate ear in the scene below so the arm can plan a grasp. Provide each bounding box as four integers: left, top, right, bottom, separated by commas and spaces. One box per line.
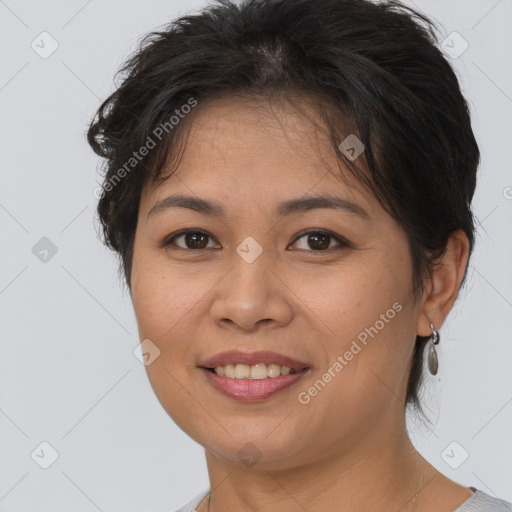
416, 230, 470, 337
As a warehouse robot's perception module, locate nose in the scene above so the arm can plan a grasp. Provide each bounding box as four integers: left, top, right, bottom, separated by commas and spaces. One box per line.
209, 252, 294, 333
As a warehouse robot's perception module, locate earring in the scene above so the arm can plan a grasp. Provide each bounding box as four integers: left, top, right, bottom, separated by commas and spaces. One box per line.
427, 322, 440, 375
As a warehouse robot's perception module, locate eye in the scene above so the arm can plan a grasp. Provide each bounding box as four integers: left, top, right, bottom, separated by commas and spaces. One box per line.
162, 229, 220, 250
161, 229, 349, 252
288, 230, 350, 251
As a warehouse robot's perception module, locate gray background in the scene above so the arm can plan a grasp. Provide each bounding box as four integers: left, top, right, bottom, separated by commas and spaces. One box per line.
1, 0, 511, 510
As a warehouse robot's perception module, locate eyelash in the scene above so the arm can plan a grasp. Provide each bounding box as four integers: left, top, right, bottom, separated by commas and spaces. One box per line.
161, 229, 351, 252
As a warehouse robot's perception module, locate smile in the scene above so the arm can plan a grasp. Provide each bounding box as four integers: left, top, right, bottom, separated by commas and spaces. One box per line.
198, 350, 311, 401
200, 367, 310, 401
211, 363, 296, 379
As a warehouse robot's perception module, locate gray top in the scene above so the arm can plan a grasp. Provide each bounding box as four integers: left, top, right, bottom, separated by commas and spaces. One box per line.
454, 488, 511, 511
173, 487, 512, 511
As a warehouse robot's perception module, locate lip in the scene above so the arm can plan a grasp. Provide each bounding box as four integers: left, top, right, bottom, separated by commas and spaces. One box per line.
198, 350, 310, 372
200, 367, 310, 401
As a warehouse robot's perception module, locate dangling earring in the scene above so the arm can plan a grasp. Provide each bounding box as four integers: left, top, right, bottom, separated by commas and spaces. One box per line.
427, 322, 440, 375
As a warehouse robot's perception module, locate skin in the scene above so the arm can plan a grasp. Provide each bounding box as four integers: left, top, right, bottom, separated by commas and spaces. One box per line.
130, 95, 473, 511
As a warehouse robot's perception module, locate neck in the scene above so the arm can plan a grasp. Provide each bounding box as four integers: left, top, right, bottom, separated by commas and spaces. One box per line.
201, 414, 439, 512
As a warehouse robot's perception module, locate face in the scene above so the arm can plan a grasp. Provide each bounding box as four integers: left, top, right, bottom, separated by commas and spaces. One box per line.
131, 95, 423, 470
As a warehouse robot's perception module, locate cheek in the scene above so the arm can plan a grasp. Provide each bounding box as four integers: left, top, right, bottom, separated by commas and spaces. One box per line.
292, 260, 401, 340
130, 248, 221, 377
130, 253, 206, 430
293, 251, 414, 395
131, 251, 198, 339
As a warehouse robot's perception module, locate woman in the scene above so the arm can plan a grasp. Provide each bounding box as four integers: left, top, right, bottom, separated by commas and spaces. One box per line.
87, 0, 511, 510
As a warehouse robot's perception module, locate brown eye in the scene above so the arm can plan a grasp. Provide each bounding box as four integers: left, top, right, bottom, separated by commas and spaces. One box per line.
164, 230, 220, 250
306, 233, 330, 250
290, 230, 349, 251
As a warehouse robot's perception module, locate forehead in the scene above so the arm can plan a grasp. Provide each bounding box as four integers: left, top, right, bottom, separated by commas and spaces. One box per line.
176, 94, 353, 168
141, 95, 376, 215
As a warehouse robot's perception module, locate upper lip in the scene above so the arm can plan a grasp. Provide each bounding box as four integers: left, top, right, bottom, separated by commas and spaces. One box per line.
199, 350, 310, 372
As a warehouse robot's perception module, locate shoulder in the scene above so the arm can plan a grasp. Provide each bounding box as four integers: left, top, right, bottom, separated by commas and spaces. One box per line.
172, 489, 210, 512
455, 488, 512, 511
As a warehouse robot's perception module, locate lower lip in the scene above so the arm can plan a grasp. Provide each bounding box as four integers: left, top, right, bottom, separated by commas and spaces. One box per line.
200, 368, 309, 401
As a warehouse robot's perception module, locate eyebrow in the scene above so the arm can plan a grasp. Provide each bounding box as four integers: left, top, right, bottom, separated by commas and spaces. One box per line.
147, 193, 370, 219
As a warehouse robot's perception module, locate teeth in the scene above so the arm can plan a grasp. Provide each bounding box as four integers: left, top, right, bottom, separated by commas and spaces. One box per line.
267, 363, 281, 377
213, 363, 296, 379
250, 363, 268, 380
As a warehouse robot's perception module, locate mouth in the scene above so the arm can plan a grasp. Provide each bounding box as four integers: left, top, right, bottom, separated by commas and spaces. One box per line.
198, 350, 311, 401
204, 363, 299, 378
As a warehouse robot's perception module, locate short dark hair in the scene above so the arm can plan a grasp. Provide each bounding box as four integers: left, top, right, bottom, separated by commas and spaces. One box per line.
87, 0, 480, 416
